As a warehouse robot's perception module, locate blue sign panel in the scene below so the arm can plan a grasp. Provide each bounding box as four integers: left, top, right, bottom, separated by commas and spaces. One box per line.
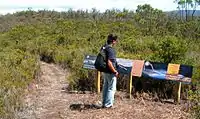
83, 55, 132, 74
142, 61, 193, 83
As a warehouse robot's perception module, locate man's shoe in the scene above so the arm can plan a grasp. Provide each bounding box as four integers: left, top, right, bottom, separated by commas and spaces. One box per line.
102, 105, 115, 109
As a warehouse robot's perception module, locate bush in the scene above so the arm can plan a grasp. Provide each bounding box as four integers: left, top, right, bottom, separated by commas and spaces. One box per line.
0, 48, 39, 118
188, 83, 200, 119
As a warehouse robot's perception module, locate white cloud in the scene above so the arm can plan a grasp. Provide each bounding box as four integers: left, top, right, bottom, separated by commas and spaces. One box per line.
0, 0, 178, 14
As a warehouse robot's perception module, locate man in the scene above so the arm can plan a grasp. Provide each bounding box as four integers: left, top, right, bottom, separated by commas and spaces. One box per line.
101, 34, 119, 108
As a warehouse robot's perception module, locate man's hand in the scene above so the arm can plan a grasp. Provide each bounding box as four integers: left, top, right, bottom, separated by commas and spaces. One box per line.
115, 71, 119, 77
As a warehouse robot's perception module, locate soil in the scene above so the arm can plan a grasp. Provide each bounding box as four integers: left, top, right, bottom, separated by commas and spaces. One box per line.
17, 61, 191, 119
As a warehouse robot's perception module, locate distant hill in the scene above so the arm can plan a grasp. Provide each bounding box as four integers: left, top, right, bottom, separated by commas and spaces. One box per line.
167, 10, 200, 16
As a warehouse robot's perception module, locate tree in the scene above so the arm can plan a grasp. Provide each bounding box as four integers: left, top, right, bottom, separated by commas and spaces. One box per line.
192, 0, 200, 19
175, 0, 200, 20
134, 4, 166, 36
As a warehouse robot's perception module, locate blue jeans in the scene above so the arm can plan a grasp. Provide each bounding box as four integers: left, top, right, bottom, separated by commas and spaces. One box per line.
102, 73, 117, 107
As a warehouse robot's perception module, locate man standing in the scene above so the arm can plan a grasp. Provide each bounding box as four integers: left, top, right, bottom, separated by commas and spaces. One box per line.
101, 34, 118, 108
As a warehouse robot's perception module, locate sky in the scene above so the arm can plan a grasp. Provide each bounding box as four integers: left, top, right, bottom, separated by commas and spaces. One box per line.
0, 0, 179, 15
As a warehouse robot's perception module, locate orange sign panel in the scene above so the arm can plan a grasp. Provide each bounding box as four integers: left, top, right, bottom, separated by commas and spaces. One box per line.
132, 60, 145, 77
167, 63, 180, 75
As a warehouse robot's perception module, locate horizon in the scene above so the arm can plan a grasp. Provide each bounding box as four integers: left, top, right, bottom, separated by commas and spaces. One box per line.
1, 0, 200, 15
0, 0, 178, 15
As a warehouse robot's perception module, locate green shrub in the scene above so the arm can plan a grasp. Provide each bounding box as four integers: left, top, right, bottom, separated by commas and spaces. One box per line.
188, 83, 200, 119
0, 48, 39, 118
152, 36, 187, 63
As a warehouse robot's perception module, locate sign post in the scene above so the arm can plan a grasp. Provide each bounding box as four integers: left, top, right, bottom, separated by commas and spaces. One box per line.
96, 71, 101, 94
178, 82, 182, 104
127, 73, 133, 99
166, 63, 181, 104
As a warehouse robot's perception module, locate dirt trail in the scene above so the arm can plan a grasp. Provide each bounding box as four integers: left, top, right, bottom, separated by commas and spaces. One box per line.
17, 61, 191, 119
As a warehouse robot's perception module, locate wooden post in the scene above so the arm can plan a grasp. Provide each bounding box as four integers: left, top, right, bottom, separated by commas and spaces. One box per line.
96, 71, 101, 94
177, 82, 182, 104
127, 73, 133, 99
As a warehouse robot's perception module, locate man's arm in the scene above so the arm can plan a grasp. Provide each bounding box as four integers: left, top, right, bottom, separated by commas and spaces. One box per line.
108, 59, 118, 77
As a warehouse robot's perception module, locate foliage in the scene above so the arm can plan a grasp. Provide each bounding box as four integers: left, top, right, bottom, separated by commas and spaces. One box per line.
188, 83, 200, 119
0, 48, 39, 118
134, 4, 167, 36
153, 36, 188, 63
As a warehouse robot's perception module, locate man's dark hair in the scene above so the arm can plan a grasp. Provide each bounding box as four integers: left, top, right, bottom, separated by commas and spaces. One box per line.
107, 34, 118, 44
